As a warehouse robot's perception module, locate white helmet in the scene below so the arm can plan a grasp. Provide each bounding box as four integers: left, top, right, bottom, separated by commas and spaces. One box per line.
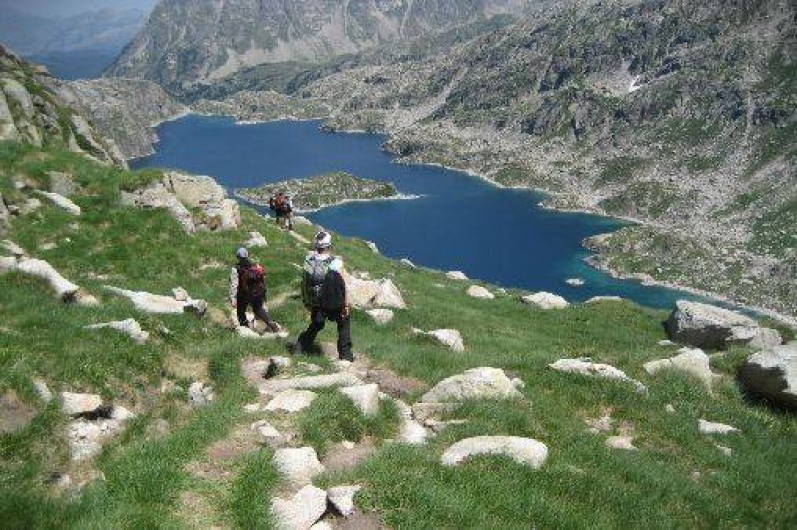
236, 247, 248, 259
315, 231, 332, 250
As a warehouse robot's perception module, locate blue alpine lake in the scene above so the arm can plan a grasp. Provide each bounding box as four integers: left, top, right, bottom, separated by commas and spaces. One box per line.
131, 114, 703, 310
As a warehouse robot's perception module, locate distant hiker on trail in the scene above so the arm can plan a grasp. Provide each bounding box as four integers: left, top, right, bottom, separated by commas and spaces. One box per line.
229, 247, 282, 333
269, 192, 293, 231
293, 231, 353, 361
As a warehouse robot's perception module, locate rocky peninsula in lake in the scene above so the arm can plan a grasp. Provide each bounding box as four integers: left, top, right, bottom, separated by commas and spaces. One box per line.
235, 172, 400, 212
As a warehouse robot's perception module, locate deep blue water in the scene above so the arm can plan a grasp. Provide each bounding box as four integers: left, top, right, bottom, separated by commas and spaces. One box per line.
131, 114, 701, 310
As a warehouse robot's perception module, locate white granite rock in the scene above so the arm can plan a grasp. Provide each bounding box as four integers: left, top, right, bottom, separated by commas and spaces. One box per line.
446, 270, 468, 280
400, 258, 416, 268
328, 484, 361, 517
60, 392, 102, 416
273, 447, 325, 487
606, 435, 637, 450
441, 436, 548, 469
467, 285, 494, 299
421, 367, 521, 403
522, 292, 569, 309
104, 286, 207, 315
549, 358, 647, 394
259, 373, 363, 394
414, 328, 465, 352
698, 419, 740, 435
271, 484, 327, 530
665, 300, 781, 350
36, 191, 81, 216
643, 347, 718, 389
739, 342, 797, 410
585, 296, 624, 304
188, 381, 215, 407
251, 420, 281, 441
245, 231, 268, 247
339, 384, 380, 417
366, 308, 394, 325
265, 389, 318, 412
85, 318, 149, 344
346, 276, 406, 309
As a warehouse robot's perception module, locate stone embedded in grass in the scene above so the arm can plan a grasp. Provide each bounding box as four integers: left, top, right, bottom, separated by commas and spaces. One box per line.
172, 287, 190, 301
339, 384, 380, 417
366, 308, 394, 325
606, 435, 637, 450
365, 240, 379, 253
60, 392, 102, 416
698, 419, 740, 435
522, 291, 569, 309
467, 285, 494, 299
328, 484, 361, 517
264, 389, 318, 412
1, 239, 25, 257
245, 231, 268, 247
36, 190, 81, 216
85, 318, 149, 344
2, 256, 88, 303
0, 390, 36, 435
259, 373, 363, 394
66, 405, 136, 461
738, 342, 797, 410
271, 484, 327, 530
665, 300, 781, 350
411, 402, 459, 423
548, 358, 647, 394
400, 258, 416, 268
441, 436, 548, 469
421, 367, 522, 403
446, 270, 468, 280
251, 420, 281, 441
188, 382, 215, 407
32, 378, 52, 403
413, 328, 465, 352
104, 285, 208, 315
643, 347, 719, 390
398, 418, 430, 445
273, 446, 325, 487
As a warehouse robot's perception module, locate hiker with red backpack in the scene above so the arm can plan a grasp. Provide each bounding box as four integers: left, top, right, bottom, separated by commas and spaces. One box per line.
269, 192, 293, 231
229, 247, 282, 333
293, 231, 353, 361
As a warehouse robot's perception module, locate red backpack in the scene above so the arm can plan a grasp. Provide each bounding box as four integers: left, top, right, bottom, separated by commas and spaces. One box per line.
239, 263, 266, 297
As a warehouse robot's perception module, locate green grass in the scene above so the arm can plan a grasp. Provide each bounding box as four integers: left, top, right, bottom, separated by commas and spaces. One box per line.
1, 141, 795, 528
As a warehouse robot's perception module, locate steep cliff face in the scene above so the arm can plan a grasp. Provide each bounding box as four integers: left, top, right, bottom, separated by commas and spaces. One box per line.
0, 45, 125, 166
105, 0, 536, 98
64, 78, 188, 159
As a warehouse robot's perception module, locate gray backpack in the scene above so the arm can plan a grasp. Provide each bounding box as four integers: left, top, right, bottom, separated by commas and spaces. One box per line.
302, 254, 333, 308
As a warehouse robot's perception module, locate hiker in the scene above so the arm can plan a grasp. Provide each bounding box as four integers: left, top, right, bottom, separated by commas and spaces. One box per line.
229, 247, 281, 333
293, 231, 352, 361
269, 192, 293, 230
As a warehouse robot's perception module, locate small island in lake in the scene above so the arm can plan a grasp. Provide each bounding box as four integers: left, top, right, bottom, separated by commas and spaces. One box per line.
235, 172, 399, 211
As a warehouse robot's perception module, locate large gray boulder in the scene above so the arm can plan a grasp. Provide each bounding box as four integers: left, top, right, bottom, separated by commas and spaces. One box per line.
665, 300, 781, 350
739, 342, 797, 410
346, 276, 406, 309
421, 367, 521, 403
441, 436, 548, 469
271, 484, 327, 530
643, 347, 718, 390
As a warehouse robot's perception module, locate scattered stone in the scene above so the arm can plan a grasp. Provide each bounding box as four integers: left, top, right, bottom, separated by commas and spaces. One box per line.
467, 285, 494, 299
441, 436, 548, 469
413, 328, 465, 352
421, 367, 522, 403
38, 242, 57, 251
346, 276, 406, 309
565, 278, 585, 287
665, 404, 676, 414
446, 270, 468, 280
366, 308, 394, 325
399, 418, 431, 445
36, 191, 81, 215
271, 485, 327, 530
400, 258, 416, 268
585, 296, 624, 303
665, 300, 781, 350
85, 318, 149, 344
32, 378, 52, 403
245, 231, 268, 247
658, 340, 675, 346
251, 420, 281, 442
0, 390, 36, 434
510, 377, 525, 390
264, 389, 317, 412
328, 484, 361, 517
244, 403, 262, 413
1, 257, 84, 303
698, 419, 740, 435
297, 362, 323, 373
104, 286, 207, 315
66, 406, 136, 461
716, 444, 733, 456
365, 240, 379, 253
1, 239, 25, 257
273, 447, 325, 487
188, 382, 215, 407
643, 347, 718, 390
259, 373, 363, 394
738, 342, 797, 410
172, 287, 190, 301
425, 419, 469, 433
339, 384, 380, 417
522, 292, 569, 309
606, 435, 637, 450
549, 358, 647, 394
411, 402, 458, 423
60, 392, 102, 416
585, 414, 614, 434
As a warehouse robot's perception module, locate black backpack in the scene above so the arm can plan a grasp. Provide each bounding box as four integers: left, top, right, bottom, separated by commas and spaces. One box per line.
303, 254, 332, 308
320, 270, 346, 312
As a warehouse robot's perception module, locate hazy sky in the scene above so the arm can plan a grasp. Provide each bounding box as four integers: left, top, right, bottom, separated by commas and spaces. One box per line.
0, 0, 159, 17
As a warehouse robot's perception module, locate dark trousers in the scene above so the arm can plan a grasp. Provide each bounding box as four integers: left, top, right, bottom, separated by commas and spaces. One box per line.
237, 294, 276, 329
298, 308, 352, 361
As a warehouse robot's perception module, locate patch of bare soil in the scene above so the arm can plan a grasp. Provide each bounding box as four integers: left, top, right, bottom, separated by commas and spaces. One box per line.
0, 390, 37, 434
322, 437, 378, 474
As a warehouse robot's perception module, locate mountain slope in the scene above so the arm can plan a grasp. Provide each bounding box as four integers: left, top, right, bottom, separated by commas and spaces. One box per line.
222, 0, 795, 317
105, 0, 538, 97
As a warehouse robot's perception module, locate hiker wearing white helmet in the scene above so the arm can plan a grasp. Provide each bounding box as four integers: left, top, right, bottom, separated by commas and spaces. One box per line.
294, 231, 352, 360
229, 247, 281, 333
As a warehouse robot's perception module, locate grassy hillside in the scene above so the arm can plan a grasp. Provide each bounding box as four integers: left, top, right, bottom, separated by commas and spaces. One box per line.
1, 141, 795, 528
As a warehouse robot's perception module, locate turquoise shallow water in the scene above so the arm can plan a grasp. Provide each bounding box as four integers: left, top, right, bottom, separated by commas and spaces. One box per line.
131, 114, 704, 310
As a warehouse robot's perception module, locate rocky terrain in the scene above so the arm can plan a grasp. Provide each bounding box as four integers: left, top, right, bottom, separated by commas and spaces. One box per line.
104, 0, 540, 99
193, 0, 796, 319
236, 172, 399, 212
0, 45, 124, 167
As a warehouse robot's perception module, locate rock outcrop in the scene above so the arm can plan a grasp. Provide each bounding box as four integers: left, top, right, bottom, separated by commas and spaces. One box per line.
643, 347, 718, 390
467, 285, 495, 299
271, 484, 328, 530
739, 342, 797, 410
549, 358, 647, 394
421, 367, 522, 403
665, 300, 781, 350
0, 255, 98, 306
413, 328, 465, 352
104, 286, 207, 315
85, 319, 149, 344
522, 292, 569, 309
346, 276, 406, 309
273, 447, 325, 487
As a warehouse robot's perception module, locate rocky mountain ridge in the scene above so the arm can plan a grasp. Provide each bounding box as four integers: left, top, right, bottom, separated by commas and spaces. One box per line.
105, 0, 540, 98
199, 0, 796, 318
